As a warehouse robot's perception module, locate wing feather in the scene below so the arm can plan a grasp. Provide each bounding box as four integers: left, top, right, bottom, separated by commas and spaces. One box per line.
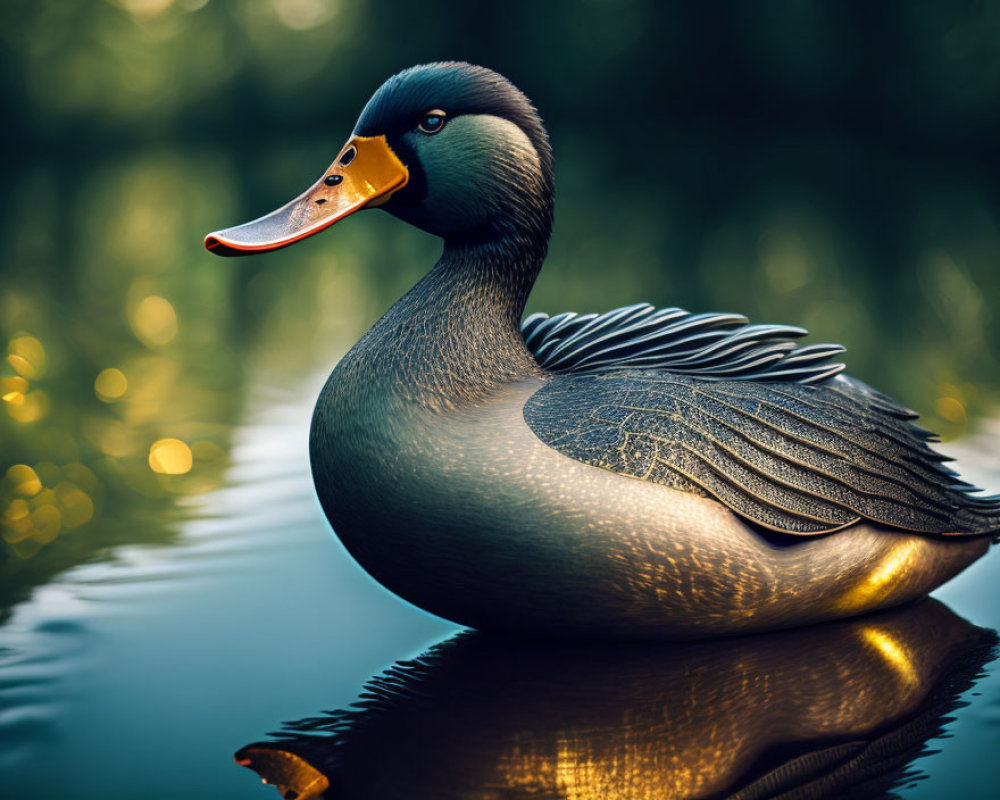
523, 371, 1000, 536
665, 390, 959, 525
522, 304, 843, 382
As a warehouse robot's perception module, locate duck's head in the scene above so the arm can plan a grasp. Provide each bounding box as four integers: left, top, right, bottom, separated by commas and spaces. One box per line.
205, 62, 554, 256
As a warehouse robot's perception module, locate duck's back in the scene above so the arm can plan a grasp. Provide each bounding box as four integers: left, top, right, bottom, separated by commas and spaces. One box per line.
524, 370, 1000, 537
521, 302, 1000, 539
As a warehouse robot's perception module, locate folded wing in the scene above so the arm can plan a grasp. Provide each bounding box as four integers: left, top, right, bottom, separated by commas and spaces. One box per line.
521, 305, 999, 536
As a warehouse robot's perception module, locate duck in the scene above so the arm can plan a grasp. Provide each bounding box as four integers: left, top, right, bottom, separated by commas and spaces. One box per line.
235, 599, 997, 800
205, 62, 999, 638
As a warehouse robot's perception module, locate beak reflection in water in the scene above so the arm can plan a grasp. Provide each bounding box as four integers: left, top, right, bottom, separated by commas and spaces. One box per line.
235, 599, 996, 800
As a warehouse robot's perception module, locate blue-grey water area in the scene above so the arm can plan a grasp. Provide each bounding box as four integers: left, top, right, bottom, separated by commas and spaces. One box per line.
1, 365, 999, 799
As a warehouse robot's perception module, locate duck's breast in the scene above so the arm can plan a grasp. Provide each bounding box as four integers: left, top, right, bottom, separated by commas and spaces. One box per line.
310, 375, 987, 637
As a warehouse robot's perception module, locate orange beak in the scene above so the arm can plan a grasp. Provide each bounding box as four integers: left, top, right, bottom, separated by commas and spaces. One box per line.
204, 135, 409, 256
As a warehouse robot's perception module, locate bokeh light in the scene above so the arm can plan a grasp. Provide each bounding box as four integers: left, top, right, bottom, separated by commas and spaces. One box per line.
95, 368, 129, 401
5, 390, 50, 423
1, 462, 101, 562
148, 438, 193, 475
7, 465, 43, 497
7, 335, 45, 379
131, 296, 179, 347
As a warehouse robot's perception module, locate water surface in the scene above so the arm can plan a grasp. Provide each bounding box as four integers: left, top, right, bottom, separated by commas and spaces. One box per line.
1, 370, 999, 798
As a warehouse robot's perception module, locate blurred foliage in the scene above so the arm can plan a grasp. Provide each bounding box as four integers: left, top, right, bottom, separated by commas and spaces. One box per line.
1, 0, 999, 613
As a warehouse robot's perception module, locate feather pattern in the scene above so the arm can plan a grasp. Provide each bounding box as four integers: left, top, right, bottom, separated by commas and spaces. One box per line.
523, 371, 1000, 536
521, 303, 846, 383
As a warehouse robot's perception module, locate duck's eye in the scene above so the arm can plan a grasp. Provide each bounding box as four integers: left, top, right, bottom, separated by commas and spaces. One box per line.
418, 111, 446, 134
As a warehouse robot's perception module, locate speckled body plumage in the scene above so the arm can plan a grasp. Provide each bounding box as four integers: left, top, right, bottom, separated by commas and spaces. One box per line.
309, 237, 987, 637
210, 62, 995, 637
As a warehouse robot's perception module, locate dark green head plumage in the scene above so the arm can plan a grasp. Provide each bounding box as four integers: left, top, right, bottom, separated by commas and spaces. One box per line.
356, 62, 555, 245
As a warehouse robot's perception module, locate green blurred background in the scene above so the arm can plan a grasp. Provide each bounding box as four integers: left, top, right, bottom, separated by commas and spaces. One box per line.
2, 0, 999, 614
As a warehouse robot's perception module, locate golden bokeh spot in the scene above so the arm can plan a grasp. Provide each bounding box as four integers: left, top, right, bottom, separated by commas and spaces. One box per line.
149, 438, 193, 474
31, 487, 57, 508
860, 626, 918, 686
5, 390, 51, 423
1, 376, 29, 394
7, 354, 36, 379
2, 498, 33, 542
131, 295, 178, 347
7, 335, 46, 378
95, 367, 128, 401
4, 498, 30, 521
2, 391, 25, 405
2, 522, 33, 543
30, 504, 62, 544
55, 482, 95, 529
6, 464, 43, 497
934, 395, 967, 424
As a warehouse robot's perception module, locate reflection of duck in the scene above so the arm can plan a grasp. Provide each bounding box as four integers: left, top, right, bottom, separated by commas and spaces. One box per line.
206, 63, 998, 637
236, 599, 995, 800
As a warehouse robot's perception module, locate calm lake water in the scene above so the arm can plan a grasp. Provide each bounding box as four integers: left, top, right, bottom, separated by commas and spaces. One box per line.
1, 363, 999, 798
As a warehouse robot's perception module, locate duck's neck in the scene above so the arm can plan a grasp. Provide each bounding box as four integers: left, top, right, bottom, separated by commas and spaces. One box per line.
341, 233, 548, 409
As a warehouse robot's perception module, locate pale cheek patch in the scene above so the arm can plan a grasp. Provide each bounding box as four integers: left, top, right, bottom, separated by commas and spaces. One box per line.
472, 115, 541, 174
420, 114, 543, 215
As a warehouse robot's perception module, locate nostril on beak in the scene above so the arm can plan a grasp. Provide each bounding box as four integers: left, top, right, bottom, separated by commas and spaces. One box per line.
315, 198, 327, 205
324, 174, 343, 187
